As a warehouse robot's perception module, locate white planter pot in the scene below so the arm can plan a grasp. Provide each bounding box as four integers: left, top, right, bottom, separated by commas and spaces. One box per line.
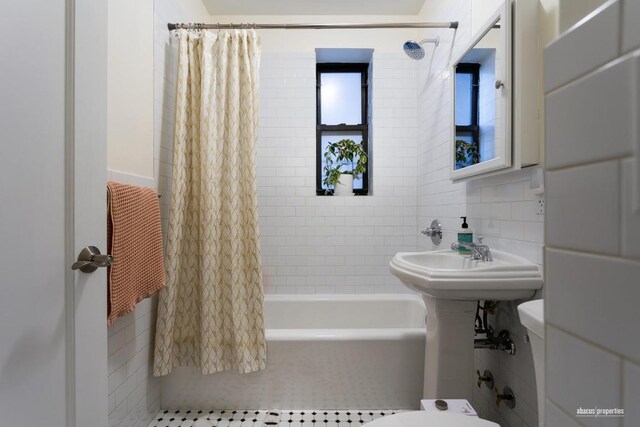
334, 174, 354, 196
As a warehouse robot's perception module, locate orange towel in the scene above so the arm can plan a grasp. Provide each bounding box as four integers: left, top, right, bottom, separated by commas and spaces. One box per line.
107, 181, 165, 325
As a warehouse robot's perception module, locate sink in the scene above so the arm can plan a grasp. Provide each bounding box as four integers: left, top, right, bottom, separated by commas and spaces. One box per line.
389, 249, 542, 300
389, 248, 543, 402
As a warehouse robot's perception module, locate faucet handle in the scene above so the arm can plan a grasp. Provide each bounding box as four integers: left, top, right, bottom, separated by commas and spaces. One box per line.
422, 220, 443, 245
478, 236, 484, 244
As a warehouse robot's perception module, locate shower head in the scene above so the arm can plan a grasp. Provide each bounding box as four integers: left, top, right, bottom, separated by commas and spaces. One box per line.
402, 37, 440, 60
403, 40, 425, 60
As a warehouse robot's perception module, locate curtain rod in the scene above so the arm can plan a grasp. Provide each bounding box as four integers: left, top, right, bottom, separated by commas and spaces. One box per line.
167, 22, 459, 31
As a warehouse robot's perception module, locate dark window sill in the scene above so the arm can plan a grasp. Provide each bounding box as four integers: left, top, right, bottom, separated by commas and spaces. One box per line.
316, 189, 369, 196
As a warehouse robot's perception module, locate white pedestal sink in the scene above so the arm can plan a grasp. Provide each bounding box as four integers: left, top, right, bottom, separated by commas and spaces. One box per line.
390, 249, 542, 401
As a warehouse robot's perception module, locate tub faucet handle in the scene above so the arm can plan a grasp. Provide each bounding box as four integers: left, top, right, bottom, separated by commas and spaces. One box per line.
495, 386, 516, 409
476, 369, 494, 389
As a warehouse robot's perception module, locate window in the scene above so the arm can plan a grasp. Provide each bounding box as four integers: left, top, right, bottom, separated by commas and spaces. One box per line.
455, 63, 480, 169
316, 63, 369, 195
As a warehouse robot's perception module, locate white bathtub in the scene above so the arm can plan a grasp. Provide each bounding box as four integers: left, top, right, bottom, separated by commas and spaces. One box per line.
160, 294, 426, 410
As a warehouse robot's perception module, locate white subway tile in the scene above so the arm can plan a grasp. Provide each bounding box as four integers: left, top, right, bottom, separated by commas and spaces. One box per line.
511, 200, 538, 222
523, 222, 544, 243
500, 221, 525, 240
546, 248, 640, 363
546, 54, 636, 169
109, 401, 127, 427
622, 0, 640, 53
510, 240, 543, 265
481, 219, 501, 237
489, 202, 512, 220
545, 400, 582, 427
544, 0, 621, 92
546, 326, 623, 427
624, 361, 640, 426
546, 161, 620, 254
621, 159, 640, 259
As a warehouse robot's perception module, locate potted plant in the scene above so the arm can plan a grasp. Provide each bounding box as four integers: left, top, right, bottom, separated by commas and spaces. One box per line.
322, 138, 368, 196
455, 139, 480, 169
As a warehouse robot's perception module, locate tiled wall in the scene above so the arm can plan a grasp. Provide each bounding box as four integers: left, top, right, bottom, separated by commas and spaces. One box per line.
544, 1, 640, 425
257, 52, 419, 295
416, 0, 544, 425
153, 0, 204, 238
106, 171, 161, 427
107, 0, 207, 426
147, 19, 421, 296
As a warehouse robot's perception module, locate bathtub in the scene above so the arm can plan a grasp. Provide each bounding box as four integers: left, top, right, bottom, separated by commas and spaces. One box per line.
160, 294, 426, 410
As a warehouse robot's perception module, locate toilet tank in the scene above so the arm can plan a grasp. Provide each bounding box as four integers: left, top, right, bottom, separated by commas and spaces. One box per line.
518, 300, 544, 427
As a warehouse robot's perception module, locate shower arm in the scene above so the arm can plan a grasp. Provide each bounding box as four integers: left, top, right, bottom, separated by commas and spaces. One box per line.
167, 22, 458, 31
418, 37, 440, 47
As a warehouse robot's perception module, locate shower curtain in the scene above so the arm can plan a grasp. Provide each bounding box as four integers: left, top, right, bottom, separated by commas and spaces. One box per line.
153, 29, 266, 376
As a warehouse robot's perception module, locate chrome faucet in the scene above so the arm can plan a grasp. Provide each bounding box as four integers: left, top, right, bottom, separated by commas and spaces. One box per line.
451, 238, 493, 262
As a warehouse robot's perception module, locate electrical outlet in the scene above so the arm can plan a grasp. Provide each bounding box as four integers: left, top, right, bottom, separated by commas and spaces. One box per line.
536, 198, 545, 215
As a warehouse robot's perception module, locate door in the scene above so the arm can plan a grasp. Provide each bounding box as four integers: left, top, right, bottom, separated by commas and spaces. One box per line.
0, 0, 108, 426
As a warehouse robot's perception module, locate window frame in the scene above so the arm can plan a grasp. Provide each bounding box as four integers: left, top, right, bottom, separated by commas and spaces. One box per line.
316, 63, 369, 196
455, 63, 480, 164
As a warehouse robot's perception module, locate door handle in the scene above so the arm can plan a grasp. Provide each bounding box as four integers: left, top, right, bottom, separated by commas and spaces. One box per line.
71, 246, 113, 273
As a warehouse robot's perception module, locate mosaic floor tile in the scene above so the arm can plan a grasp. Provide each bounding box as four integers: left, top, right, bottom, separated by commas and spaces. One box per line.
148, 409, 400, 427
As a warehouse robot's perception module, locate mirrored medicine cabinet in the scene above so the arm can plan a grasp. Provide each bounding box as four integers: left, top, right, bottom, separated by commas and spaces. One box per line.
450, 0, 540, 181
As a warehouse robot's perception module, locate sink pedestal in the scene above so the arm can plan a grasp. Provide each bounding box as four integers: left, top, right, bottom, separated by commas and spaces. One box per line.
390, 249, 543, 400
423, 296, 476, 400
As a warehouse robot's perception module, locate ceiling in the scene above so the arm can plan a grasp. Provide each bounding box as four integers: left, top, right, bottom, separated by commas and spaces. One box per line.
201, 0, 427, 16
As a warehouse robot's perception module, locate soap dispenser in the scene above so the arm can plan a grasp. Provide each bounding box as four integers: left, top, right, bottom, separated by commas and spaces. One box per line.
457, 217, 473, 255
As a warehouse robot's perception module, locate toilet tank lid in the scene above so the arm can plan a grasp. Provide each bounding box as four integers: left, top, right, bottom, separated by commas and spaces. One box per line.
518, 299, 544, 338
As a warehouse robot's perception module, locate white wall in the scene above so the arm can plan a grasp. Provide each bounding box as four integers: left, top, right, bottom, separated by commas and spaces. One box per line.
205, 15, 425, 52
416, 0, 551, 425
471, 0, 504, 35
256, 50, 419, 294
539, 0, 560, 47
106, 0, 208, 425
188, 12, 423, 294
544, 1, 640, 425
107, 0, 155, 178
558, 0, 608, 33
107, 210, 160, 427
106, 2, 158, 425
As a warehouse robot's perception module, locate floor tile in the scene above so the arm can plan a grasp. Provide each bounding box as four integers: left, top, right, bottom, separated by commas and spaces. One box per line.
148, 409, 402, 427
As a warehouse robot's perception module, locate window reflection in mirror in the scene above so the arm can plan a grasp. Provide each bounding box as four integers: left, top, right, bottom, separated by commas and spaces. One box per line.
455, 65, 479, 169
454, 19, 501, 170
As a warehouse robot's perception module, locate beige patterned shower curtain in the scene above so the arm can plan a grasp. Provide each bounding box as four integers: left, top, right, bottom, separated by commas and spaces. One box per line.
153, 29, 266, 376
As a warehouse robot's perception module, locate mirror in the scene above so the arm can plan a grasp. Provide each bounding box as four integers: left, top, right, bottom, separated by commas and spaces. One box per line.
451, 0, 511, 180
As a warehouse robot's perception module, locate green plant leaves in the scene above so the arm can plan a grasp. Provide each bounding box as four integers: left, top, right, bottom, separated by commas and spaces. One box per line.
455, 139, 479, 168
322, 138, 368, 188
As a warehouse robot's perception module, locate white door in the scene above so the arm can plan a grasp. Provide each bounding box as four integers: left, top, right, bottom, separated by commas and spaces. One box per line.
0, 0, 108, 426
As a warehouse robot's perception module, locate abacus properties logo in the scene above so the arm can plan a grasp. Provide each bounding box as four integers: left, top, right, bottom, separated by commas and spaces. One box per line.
576, 407, 624, 418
